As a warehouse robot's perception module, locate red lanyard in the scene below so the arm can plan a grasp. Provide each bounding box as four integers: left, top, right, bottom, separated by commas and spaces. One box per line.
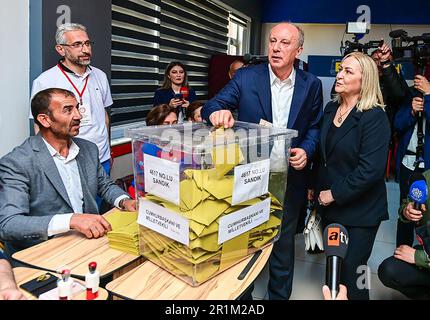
57, 64, 89, 105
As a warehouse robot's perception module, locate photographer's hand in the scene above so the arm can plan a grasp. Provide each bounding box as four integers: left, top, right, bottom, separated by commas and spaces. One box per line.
378, 42, 393, 67
414, 75, 430, 95
394, 245, 416, 264
402, 202, 424, 222
411, 97, 424, 116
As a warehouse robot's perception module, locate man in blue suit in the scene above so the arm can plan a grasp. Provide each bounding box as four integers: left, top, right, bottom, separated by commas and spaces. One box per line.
202, 22, 323, 299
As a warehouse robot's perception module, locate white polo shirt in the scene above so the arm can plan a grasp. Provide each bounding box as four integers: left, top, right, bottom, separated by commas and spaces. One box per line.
30, 62, 113, 163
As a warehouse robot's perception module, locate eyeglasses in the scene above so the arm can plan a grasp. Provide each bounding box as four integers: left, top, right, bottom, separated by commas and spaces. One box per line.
61, 41, 94, 49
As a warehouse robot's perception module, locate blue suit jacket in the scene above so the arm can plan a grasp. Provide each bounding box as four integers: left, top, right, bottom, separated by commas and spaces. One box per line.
202, 63, 323, 196
394, 95, 430, 175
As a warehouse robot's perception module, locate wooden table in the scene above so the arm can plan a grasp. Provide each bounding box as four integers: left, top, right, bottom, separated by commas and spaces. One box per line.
12, 209, 143, 279
106, 244, 272, 300
14, 267, 109, 300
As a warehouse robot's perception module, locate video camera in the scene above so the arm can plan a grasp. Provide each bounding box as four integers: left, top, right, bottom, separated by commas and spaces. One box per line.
390, 30, 430, 169
341, 22, 382, 56
343, 40, 382, 56
389, 29, 430, 72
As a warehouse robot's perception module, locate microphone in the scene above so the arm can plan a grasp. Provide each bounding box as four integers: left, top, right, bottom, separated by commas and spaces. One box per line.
389, 29, 407, 38
323, 223, 349, 300
243, 53, 268, 65
180, 86, 189, 101
179, 87, 189, 122
408, 172, 428, 210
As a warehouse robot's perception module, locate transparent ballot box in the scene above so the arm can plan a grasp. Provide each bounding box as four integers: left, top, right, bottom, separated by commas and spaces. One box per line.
127, 121, 297, 286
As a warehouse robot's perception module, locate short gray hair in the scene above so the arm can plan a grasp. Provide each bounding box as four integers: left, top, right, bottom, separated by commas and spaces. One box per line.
272, 22, 305, 48
55, 23, 87, 45
294, 24, 305, 48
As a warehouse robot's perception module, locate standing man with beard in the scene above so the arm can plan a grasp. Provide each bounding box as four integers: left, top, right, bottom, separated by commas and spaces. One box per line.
30, 23, 113, 176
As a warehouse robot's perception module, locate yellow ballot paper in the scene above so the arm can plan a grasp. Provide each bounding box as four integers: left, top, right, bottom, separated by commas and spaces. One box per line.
105, 211, 138, 229
211, 143, 244, 179
106, 211, 140, 255
180, 179, 210, 210
189, 199, 230, 226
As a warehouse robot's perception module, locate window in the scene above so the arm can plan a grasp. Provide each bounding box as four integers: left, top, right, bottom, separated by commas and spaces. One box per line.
227, 13, 249, 56
110, 1, 250, 135
110, 0, 229, 128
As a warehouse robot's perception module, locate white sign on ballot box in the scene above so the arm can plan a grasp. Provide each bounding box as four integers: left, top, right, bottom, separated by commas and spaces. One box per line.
138, 199, 190, 246
144, 154, 180, 205
232, 159, 270, 205
218, 198, 271, 244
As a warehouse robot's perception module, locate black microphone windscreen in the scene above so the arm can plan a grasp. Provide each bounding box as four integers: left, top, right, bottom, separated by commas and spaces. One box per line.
323, 223, 349, 259
243, 53, 252, 64
389, 29, 407, 38
408, 172, 426, 187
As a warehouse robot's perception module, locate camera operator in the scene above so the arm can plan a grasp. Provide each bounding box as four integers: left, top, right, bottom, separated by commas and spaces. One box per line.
370, 42, 411, 127
378, 169, 430, 300
394, 71, 430, 247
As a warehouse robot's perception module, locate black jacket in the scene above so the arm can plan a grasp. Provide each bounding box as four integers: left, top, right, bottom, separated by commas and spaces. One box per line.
316, 101, 391, 227
380, 64, 411, 127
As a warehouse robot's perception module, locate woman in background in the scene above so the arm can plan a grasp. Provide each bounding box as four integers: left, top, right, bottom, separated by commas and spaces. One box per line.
130, 104, 178, 199
186, 101, 204, 122
146, 104, 178, 126
153, 61, 196, 122
315, 52, 390, 300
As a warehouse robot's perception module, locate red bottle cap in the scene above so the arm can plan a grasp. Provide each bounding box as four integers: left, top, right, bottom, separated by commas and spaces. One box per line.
88, 262, 97, 273
61, 269, 71, 281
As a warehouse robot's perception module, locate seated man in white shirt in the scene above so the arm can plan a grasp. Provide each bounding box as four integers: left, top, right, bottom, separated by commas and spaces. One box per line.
0, 88, 135, 258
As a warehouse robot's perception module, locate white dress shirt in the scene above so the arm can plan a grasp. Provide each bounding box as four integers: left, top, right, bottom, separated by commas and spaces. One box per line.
43, 139, 83, 236
269, 65, 296, 172
402, 120, 426, 170
43, 139, 129, 237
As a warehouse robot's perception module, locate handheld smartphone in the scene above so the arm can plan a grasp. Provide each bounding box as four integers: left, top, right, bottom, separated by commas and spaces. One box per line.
174, 93, 183, 100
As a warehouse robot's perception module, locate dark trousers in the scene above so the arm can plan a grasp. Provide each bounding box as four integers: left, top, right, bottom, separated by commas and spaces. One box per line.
239, 185, 306, 301
324, 221, 380, 300
378, 255, 430, 299
267, 185, 307, 300
397, 164, 421, 246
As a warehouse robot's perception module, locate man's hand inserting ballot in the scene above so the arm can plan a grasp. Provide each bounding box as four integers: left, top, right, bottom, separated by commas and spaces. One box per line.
209, 110, 235, 128
70, 214, 112, 239
289, 148, 307, 170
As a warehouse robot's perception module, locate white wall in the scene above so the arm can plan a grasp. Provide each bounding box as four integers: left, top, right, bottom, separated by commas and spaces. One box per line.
0, 1, 30, 158
261, 23, 430, 62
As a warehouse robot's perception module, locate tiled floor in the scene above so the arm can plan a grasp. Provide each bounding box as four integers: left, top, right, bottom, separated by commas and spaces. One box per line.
252, 181, 408, 300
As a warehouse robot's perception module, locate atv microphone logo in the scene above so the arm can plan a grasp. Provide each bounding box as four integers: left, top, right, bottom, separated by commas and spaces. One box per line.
327, 227, 349, 246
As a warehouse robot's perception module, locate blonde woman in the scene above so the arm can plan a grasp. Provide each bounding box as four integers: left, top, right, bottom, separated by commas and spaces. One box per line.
315, 52, 390, 300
